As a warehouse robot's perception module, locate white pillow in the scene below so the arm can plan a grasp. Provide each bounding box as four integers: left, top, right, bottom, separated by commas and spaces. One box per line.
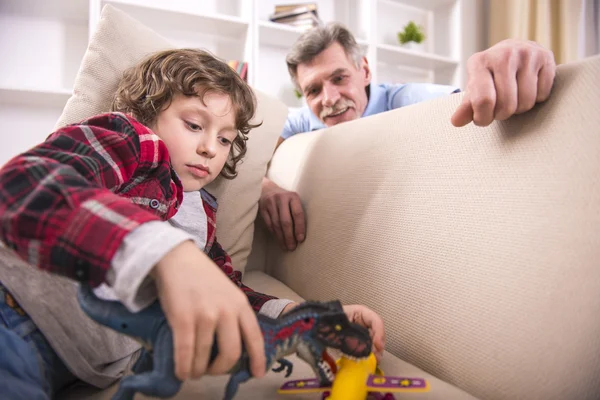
56, 4, 288, 272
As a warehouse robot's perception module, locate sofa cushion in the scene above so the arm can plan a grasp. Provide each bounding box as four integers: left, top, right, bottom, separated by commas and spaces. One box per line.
58, 272, 478, 400
54, 4, 287, 272
262, 55, 600, 400
60, 353, 477, 399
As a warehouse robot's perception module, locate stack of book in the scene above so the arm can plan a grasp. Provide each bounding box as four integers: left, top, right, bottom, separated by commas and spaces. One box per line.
227, 60, 248, 82
269, 3, 321, 31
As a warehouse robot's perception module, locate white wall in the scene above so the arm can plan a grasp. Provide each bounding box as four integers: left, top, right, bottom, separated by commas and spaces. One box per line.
459, 0, 489, 88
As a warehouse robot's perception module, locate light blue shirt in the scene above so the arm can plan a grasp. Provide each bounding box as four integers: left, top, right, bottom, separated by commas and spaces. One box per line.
281, 83, 461, 139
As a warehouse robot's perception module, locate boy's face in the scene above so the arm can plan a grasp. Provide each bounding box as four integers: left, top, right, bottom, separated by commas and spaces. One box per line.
150, 92, 237, 191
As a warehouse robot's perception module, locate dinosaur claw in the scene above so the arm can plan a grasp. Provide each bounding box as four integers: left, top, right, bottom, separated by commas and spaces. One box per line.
271, 359, 294, 377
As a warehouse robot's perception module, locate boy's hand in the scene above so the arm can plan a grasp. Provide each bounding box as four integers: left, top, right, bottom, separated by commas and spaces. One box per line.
281, 302, 386, 362
152, 240, 266, 381
343, 304, 386, 362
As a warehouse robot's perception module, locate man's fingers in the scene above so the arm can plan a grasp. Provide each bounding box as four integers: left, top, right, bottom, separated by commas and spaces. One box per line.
169, 313, 195, 381
492, 58, 518, 121
260, 206, 274, 234
239, 306, 266, 378
206, 311, 241, 376
450, 94, 474, 127
536, 63, 556, 103
515, 64, 539, 114
276, 196, 297, 251
469, 67, 496, 126
289, 195, 306, 243
267, 200, 287, 250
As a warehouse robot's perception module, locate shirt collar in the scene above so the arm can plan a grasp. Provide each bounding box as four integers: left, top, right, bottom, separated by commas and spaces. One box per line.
362, 84, 387, 117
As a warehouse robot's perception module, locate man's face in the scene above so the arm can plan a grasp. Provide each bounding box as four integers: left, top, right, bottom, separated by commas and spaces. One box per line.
296, 42, 371, 127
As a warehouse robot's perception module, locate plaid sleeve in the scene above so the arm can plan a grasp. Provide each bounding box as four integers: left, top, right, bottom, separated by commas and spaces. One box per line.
207, 238, 277, 312
0, 113, 172, 286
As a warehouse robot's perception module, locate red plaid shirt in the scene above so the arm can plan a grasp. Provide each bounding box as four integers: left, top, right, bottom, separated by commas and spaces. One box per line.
0, 112, 275, 311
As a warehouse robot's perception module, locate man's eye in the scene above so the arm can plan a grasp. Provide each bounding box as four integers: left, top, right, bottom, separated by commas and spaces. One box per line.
306, 87, 320, 97
333, 75, 345, 83
185, 121, 202, 131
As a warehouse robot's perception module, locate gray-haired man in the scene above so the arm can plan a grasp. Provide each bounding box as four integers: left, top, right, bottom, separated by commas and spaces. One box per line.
260, 22, 557, 252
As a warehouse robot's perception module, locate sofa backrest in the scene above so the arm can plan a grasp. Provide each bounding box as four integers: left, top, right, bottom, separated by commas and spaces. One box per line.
251, 55, 600, 400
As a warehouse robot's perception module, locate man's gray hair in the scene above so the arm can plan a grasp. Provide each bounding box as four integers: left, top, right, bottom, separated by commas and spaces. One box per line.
286, 22, 363, 90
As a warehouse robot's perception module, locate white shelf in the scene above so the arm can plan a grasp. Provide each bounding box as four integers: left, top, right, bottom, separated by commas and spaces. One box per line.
381, 0, 457, 11
103, 1, 249, 38
376, 44, 458, 70
0, 87, 72, 108
258, 21, 307, 48
0, 0, 89, 21
0, 0, 468, 146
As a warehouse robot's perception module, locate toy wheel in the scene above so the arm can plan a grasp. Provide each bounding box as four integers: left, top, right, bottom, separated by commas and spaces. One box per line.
382, 393, 395, 400
321, 391, 331, 400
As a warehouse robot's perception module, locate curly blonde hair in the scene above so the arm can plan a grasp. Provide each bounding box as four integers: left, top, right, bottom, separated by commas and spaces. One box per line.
111, 48, 260, 179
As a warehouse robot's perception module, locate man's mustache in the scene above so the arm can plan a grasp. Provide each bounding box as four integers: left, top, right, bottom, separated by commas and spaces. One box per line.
320, 99, 355, 120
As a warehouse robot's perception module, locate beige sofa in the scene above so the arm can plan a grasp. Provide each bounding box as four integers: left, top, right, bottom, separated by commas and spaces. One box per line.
57, 54, 600, 400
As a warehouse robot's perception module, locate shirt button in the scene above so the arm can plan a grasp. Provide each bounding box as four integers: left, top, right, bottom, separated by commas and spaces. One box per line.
75, 260, 88, 281
149, 199, 160, 209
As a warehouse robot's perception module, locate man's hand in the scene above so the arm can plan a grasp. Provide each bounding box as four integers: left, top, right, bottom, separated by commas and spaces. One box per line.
152, 241, 266, 381
281, 302, 386, 362
259, 177, 306, 251
451, 39, 557, 127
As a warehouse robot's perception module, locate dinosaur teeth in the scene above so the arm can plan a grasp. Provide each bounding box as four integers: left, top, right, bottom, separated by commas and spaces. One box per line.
318, 359, 335, 382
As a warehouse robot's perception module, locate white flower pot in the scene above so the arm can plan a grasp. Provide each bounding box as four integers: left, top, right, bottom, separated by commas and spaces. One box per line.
401, 42, 424, 52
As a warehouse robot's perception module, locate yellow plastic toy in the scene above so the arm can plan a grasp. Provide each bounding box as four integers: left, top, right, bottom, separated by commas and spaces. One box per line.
278, 353, 430, 400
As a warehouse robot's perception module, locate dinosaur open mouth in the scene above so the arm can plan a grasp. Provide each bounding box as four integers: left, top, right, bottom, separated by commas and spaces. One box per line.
319, 350, 337, 382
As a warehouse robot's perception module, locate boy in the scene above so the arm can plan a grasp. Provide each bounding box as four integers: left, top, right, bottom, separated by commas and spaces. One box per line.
0, 48, 385, 399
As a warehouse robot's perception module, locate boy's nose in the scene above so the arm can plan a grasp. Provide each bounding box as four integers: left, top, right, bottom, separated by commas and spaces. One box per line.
197, 138, 217, 158
322, 83, 340, 108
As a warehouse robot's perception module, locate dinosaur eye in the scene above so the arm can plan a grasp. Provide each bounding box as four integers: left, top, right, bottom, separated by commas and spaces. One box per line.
121, 323, 128, 329
304, 318, 311, 323
335, 324, 342, 331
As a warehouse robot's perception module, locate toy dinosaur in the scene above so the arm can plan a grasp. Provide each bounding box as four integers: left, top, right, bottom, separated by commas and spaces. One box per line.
77, 285, 372, 400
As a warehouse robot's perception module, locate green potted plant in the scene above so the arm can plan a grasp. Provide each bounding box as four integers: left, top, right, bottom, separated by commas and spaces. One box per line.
397, 21, 426, 51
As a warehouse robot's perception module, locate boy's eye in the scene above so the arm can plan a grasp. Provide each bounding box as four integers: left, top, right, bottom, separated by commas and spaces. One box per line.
185, 121, 202, 131
219, 137, 232, 145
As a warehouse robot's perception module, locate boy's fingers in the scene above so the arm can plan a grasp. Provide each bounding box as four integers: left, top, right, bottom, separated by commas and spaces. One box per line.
191, 313, 217, 378
240, 307, 266, 378
169, 312, 195, 381
206, 312, 241, 375
346, 305, 386, 356
365, 310, 386, 351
